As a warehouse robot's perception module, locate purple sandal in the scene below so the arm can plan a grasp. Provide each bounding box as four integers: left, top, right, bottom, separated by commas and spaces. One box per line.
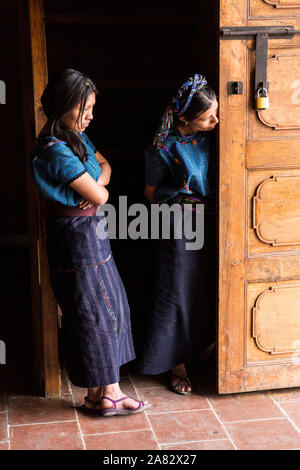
101, 395, 151, 417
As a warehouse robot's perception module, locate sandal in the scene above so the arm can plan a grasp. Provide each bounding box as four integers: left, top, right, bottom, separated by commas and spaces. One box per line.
170, 373, 192, 395
101, 395, 151, 417
81, 395, 103, 414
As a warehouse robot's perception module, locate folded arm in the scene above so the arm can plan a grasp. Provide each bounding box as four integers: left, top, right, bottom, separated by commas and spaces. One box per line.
69, 172, 109, 206
95, 150, 111, 186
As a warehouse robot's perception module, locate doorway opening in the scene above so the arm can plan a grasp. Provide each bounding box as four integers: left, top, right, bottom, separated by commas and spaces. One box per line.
43, 0, 219, 386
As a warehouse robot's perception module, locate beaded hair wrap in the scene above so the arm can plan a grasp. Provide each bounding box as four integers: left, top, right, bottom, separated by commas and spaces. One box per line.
153, 74, 208, 148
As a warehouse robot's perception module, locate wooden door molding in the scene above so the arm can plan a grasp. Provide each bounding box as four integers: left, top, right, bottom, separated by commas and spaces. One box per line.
249, 1, 300, 21
263, 0, 300, 8
253, 175, 300, 246
19, 0, 60, 397
252, 285, 300, 354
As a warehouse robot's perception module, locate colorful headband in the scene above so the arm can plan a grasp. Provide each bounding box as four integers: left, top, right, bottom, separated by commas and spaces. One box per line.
153, 74, 208, 148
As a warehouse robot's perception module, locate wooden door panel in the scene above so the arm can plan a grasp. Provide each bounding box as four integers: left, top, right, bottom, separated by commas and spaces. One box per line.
246, 255, 300, 281
250, 0, 300, 18
244, 363, 300, 391
247, 280, 300, 364
258, 54, 300, 130
248, 169, 300, 255
246, 140, 300, 166
248, 49, 300, 140
219, 0, 300, 392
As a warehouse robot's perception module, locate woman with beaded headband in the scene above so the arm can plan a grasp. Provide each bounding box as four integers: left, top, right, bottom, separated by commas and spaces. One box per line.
136, 74, 218, 395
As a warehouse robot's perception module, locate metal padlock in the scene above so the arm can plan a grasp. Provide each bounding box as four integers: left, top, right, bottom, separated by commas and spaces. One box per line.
256, 87, 269, 110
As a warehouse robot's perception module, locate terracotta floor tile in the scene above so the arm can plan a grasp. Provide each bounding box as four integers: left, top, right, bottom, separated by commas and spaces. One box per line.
85, 430, 158, 450
10, 421, 83, 450
7, 394, 76, 425
0, 413, 8, 441
270, 388, 300, 402
209, 392, 283, 422
130, 372, 168, 389
148, 410, 226, 444
69, 384, 88, 407
161, 439, 235, 450
225, 418, 300, 450
280, 402, 300, 429
77, 407, 150, 435
0, 441, 9, 450
138, 388, 209, 414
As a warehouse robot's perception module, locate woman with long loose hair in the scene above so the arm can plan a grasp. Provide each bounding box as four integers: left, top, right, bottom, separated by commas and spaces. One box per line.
30, 68, 150, 416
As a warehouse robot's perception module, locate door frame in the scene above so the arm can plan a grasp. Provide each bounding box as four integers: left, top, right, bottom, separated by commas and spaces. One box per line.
19, 0, 60, 397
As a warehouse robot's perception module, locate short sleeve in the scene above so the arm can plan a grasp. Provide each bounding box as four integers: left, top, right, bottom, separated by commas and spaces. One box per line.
145, 145, 170, 187
46, 141, 87, 185
80, 132, 97, 153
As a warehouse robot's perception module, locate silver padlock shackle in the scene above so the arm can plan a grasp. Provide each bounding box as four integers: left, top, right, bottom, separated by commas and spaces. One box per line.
257, 87, 268, 97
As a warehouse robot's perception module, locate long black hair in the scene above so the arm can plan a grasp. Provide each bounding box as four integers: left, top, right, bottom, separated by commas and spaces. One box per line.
38, 68, 98, 163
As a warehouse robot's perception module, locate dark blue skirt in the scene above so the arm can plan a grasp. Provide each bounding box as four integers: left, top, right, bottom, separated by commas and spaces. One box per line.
45, 214, 135, 388
136, 199, 216, 374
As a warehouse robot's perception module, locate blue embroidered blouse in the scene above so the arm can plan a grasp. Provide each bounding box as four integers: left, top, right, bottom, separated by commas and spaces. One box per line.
145, 128, 212, 203
30, 132, 101, 207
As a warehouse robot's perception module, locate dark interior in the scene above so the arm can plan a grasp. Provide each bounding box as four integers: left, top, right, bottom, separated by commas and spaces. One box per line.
0, 0, 219, 392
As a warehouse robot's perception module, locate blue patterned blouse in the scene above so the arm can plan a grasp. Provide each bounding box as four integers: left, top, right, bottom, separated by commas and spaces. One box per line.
30, 132, 101, 207
145, 128, 211, 203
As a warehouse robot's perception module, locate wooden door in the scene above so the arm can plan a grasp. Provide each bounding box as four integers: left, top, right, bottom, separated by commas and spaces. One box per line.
219, 0, 300, 393
19, 0, 60, 397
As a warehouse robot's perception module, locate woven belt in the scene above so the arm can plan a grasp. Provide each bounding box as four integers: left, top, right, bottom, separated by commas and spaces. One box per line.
45, 200, 99, 217
168, 193, 215, 205
166, 193, 216, 215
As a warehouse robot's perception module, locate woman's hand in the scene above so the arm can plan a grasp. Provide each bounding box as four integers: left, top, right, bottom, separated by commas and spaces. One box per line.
78, 198, 95, 210
144, 185, 157, 203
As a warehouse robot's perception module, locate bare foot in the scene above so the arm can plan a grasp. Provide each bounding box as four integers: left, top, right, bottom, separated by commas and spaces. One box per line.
171, 363, 192, 394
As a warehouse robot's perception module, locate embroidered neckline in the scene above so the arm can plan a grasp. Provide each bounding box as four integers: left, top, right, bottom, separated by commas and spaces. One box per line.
171, 128, 206, 144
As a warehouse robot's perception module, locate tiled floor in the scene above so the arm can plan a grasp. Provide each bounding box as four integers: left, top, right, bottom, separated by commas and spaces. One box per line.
2, 248, 300, 450
2, 362, 300, 450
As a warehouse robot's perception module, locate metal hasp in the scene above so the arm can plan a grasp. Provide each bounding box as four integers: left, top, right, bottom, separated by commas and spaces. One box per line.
220, 26, 299, 106
227, 81, 243, 95
255, 33, 268, 98
220, 26, 296, 40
